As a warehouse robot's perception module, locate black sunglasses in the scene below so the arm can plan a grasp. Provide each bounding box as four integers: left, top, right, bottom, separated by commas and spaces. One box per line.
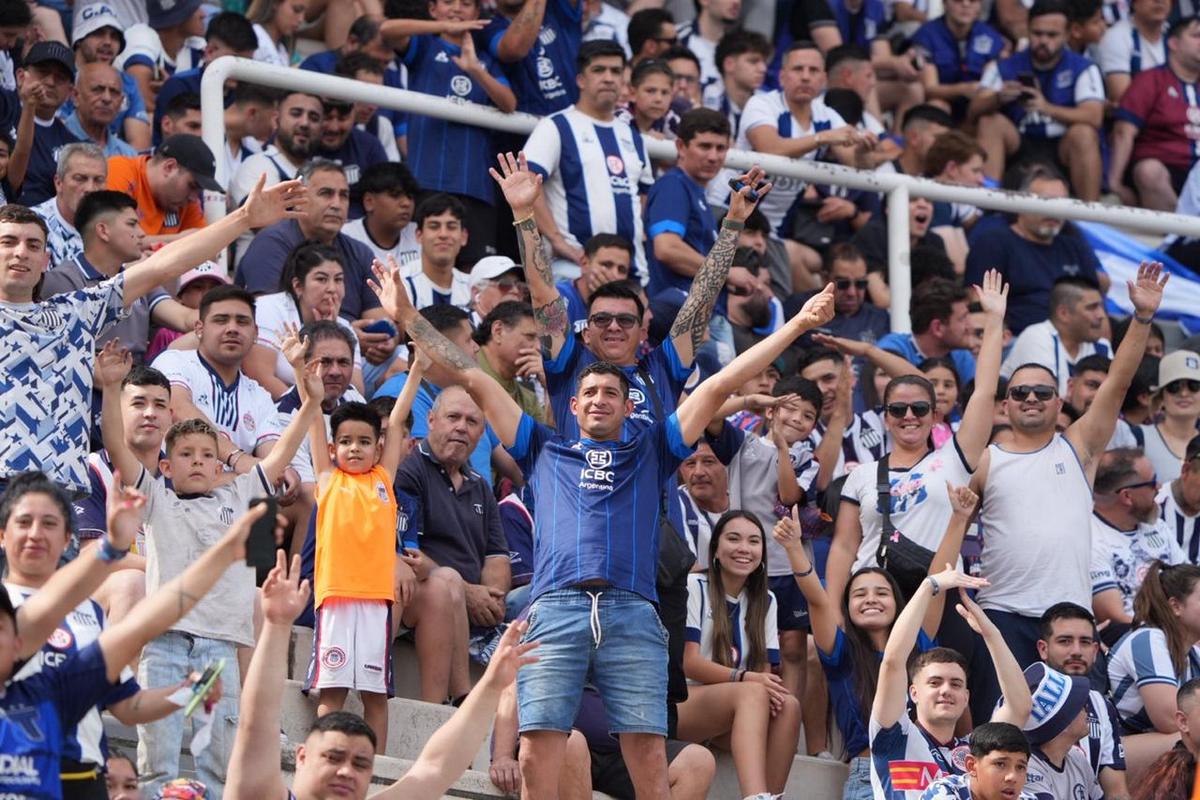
1117, 477, 1158, 492
886, 401, 932, 419
835, 279, 868, 291
1008, 384, 1057, 402
589, 312, 640, 330
1165, 379, 1200, 395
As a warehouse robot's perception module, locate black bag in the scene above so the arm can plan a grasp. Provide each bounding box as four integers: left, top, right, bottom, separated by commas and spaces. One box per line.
875, 455, 937, 599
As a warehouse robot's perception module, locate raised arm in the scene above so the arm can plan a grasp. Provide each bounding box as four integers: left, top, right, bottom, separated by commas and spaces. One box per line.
676, 281, 836, 445
382, 358, 425, 476
226, 551, 310, 800
921, 485, 979, 639
491, 152, 569, 358
669, 166, 774, 366
774, 509, 839, 654
955, 269, 1008, 465
375, 622, 538, 800
370, 259, 525, 446
96, 342, 143, 483
379, 18, 487, 52
121, 176, 309, 306
98, 502, 286, 683
258, 330, 323, 486
15, 475, 143, 660
1067, 261, 1168, 472
958, 587, 1031, 726
813, 356, 853, 492
493, 0, 548, 61
811, 333, 920, 379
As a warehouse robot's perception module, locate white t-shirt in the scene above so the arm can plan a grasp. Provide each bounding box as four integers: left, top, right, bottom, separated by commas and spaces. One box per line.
684, 572, 780, 683
1158, 482, 1200, 564
976, 435, 1094, 616
253, 292, 363, 387
1090, 514, 1184, 617
150, 348, 281, 454
676, 22, 720, 93
341, 217, 420, 267
1000, 320, 1112, 397
1096, 19, 1165, 76
737, 91, 847, 232
135, 465, 273, 646
841, 438, 974, 574
252, 24, 291, 67
1025, 746, 1102, 800
1138, 423, 1186, 484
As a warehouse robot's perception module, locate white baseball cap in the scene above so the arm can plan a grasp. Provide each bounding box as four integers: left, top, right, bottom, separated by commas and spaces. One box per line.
72, 3, 126, 50
1157, 350, 1200, 392
468, 256, 522, 290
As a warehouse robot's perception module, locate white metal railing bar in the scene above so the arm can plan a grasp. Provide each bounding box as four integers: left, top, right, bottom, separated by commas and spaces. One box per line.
202, 56, 1200, 332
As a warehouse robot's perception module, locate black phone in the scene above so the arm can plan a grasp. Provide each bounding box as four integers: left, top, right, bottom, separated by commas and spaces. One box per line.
728, 177, 769, 203
1017, 73, 1036, 88
245, 496, 278, 568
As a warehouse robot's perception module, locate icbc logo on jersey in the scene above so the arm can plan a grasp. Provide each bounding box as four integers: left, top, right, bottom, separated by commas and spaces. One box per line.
579, 449, 615, 490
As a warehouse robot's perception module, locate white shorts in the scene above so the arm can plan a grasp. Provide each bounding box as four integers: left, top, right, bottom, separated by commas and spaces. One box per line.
304, 598, 393, 696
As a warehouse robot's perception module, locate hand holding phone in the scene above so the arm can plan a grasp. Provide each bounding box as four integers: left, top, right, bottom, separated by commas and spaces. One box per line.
185, 659, 225, 717
245, 497, 278, 568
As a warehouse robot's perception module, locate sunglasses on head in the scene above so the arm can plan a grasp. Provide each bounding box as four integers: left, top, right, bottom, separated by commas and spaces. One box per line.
588, 312, 640, 330
1165, 379, 1200, 395
886, 401, 932, 419
835, 278, 868, 291
1008, 384, 1057, 402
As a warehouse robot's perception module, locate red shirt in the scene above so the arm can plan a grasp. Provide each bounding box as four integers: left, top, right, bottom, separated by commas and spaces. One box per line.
1118, 65, 1200, 169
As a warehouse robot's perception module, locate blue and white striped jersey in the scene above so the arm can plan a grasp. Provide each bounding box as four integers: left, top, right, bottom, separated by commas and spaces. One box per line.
1108, 626, 1200, 733
685, 572, 780, 679
1157, 483, 1200, 564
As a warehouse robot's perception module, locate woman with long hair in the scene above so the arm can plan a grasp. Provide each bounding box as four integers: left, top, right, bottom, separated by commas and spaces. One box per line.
676, 511, 801, 800
773, 483, 977, 800
247, 0, 309, 67
245, 241, 364, 398
1109, 561, 1200, 780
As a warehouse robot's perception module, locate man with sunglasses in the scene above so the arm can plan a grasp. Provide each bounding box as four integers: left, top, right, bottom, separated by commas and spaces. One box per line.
1091, 447, 1184, 632
1158, 435, 1200, 565
468, 255, 528, 327
788, 242, 888, 348
966, 260, 1169, 724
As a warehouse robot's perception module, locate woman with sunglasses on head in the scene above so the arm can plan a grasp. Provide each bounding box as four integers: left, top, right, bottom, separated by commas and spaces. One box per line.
815, 270, 1007, 622
1140, 350, 1200, 483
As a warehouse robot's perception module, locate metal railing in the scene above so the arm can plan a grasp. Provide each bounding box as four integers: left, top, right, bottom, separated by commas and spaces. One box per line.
201, 56, 1200, 332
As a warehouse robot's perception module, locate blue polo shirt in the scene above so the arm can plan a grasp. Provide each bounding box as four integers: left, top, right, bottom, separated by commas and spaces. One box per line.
964, 224, 1102, 334
402, 34, 509, 205
62, 111, 137, 157
912, 18, 1005, 86
645, 166, 718, 300
58, 71, 147, 142
509, 411, 694, 603
876, 331, 977, 382
481, 0, 581, 115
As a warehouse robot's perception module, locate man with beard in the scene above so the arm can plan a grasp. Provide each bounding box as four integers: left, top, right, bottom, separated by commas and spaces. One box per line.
315, 96, 387, 198
1035, 603, 1130, 800
875, 277, 977, 381
1001, 277, 1111, 396
965, 166, 1104, 335
969, 0, 1105, 200
965, 261, 1166, 723
231, 91, 323, 207
1090, 448, 1185, 627
482, 0, 581, 115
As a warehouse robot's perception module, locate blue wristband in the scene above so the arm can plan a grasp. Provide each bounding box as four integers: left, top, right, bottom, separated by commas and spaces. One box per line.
97, 538, 129, 563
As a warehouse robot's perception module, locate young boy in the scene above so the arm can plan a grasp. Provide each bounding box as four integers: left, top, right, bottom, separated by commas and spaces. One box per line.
1019, 663, 1098, 800
305, 357, 423, 753
919, 722, 1038, 800
99, 334, 324, 797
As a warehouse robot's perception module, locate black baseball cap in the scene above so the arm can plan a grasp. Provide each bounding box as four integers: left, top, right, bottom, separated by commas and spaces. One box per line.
156, 134, 224, 193
25, 41, 75, 81
0, 585, 17, 634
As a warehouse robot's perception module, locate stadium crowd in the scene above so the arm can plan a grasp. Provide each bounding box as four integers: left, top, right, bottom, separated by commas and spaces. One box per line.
5, 0, 1200, 798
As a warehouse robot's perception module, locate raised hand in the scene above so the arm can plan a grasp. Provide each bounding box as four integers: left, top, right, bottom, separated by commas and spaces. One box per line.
95, 340, 133, 388
795, 284, 836, 329
972, 269, 1009, 320
368, 256, 414, 322
1127, 260, 1168, 319
946, 484, 978, 518
261, 550, 311, 625
811, 332, 871, 358
489, 152, 543, 218
242, 176, 309, 229
726, 165, 773, 224
479, 620, 540, 691
928, 563, 990, 596
105, 472, 146, 553
278, 324, 306, 368
955, 587, 992, 635
450, 30, 483, 74
772, 506, 805, 554
298, 358, 324, 403
444, 18, 488, 34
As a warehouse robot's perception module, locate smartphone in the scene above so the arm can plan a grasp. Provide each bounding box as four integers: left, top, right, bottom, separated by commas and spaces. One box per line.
1017, 73, 1037, 100
184, 659, 225, 717
245, 496, 278, 569
363, 319, 398, 337
728, 178, 769, 203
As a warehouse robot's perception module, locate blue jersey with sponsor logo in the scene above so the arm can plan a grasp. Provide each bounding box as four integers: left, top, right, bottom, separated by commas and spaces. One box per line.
982, 50, 1105, 140
911, 18, 1005, 85
402, 34, 510, 204
0, 642, 115, 799
544, 332, 693, 440
481, 0, 581, 115
645, 167, 718, 300
509, 411, 694, 602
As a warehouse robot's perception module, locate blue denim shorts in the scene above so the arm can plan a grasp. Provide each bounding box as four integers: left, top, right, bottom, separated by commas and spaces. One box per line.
517, 588, 669, 737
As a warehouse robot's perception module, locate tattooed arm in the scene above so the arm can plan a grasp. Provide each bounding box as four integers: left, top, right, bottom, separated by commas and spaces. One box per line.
669, 166, 774, 366
494, 0, 549, 61
491, 152, 570, 358
97, 503, 286, 683
370, 259, 526, 446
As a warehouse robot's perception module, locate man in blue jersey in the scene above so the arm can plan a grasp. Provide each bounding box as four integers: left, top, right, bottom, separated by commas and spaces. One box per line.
524, 39, 654, 276
556, 233, 634, 334
911, 0, 1006, 121
368, 162, 836, 800
876, 277, 978, 381
483, 0, 582, 115
969, 0, 1105, 200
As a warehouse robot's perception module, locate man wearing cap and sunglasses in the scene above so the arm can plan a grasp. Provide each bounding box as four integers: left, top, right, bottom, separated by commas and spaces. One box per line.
106, 133, 223, 244
965, 260, 1169, 725
8, 41, 84, 207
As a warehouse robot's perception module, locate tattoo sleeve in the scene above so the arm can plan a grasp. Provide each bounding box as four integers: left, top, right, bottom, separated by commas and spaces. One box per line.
516, 217, 567, 338
408, 315, 478, 371
671, 224, 739, 351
